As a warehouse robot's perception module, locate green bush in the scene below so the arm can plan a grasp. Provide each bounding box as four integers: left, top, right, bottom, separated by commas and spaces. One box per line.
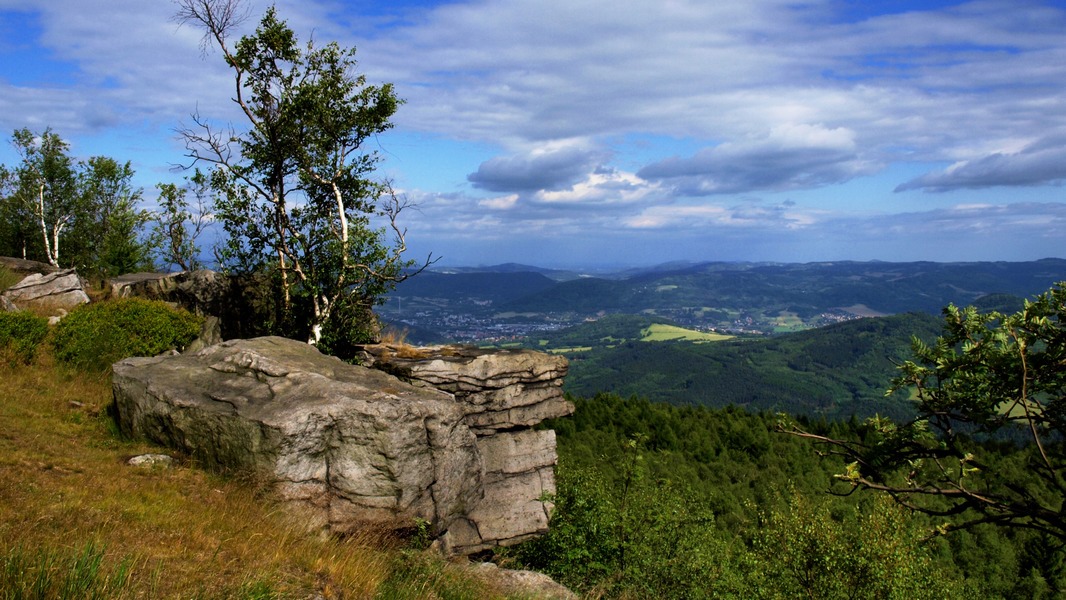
51, 298, 202, 372
0, 310, 50, 365
0, 265, 21, 293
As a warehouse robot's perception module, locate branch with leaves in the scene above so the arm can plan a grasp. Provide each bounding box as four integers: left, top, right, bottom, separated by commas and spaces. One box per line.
784, 283, 1066, 543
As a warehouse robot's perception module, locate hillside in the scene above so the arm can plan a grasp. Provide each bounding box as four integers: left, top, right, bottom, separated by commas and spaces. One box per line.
557, 312, 945, 420
383, 259, 1066, 341
503, 259, 1065, 317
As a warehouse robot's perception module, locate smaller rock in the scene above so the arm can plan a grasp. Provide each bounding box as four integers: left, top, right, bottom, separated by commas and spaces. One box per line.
127, 454, 177, 468
183, 315, 223, 353
2, 269, 89, 316
0, 256, 57, 277
472, 562, 577, 600
0, 295, 17, 312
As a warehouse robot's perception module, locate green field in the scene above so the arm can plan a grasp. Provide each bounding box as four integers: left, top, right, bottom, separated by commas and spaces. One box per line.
640, 323, 734, 342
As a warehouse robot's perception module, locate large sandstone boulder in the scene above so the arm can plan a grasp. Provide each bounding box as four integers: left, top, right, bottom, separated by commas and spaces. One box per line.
1, 269, 89, 315
113, 337, 483, 537
112, 337, 572, 554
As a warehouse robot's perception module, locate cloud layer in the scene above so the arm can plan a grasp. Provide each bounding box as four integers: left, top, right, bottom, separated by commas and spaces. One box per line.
1, 0, 1065, 265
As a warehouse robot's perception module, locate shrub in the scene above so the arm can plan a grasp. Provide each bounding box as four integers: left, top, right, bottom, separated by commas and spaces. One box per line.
51, 298, 202, 372
0, 265, 21, 293
0, 310, 50, 365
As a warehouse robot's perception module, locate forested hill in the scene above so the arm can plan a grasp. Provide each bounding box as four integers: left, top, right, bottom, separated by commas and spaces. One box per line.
501, 259, 1066, 316
384, 259, 1066, 341
560, 312, 946, 420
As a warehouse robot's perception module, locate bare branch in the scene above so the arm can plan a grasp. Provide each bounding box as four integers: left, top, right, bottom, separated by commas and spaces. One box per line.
173, 0, 251, 56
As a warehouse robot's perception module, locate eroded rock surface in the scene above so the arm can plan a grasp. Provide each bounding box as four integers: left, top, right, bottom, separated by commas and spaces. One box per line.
112, 337, 572, 553
1, 269, 89, 315
356, 344, 572, 553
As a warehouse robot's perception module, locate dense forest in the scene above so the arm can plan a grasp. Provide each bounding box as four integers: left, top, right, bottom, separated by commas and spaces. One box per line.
531, 311, 945, 420
503, 393, 1064, 599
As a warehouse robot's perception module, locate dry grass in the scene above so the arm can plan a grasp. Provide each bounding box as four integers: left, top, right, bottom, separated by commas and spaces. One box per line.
0, 352, 513, 599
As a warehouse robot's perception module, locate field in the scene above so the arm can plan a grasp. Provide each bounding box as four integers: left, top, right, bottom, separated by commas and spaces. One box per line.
639, 323, 734, 342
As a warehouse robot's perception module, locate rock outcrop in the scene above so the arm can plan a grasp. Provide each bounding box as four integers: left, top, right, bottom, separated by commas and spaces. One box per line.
112, 336, 572, 554
356, 343, 572, 552
1, 269, 89, 315
109, 270, 226, 313
0, 256, 57, 277
109, 270, 273, 340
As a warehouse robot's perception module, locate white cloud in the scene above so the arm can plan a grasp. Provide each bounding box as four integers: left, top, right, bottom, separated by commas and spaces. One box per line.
638, 124, 876, 194
896, 133, 1066, 192
2, 0, 1066, 265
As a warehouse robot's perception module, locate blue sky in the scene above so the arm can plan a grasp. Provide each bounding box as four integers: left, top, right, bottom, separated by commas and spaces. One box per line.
1, 0, 1065, 269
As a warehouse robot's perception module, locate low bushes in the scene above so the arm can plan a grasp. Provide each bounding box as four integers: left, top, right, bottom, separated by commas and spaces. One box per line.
51, 298, 202, 372
0, 310, 50, 364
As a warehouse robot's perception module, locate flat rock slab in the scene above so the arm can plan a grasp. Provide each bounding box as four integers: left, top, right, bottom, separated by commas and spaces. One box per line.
112, 336, 483, 536
1, 269, 89, 315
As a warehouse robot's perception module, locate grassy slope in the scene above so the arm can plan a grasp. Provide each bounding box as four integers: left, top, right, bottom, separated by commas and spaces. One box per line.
0, 355, 511, 599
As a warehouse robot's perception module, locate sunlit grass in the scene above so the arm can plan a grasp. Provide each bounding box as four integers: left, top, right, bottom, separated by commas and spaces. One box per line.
640, 323, 733, 343
0, 353, 514, 599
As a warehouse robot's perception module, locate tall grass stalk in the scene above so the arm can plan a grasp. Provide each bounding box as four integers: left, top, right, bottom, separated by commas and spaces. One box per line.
1, 542, 133, 600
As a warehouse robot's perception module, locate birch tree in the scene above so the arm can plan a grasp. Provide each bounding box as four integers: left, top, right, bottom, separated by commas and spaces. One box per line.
175, 0, 430, 350
9, 128, 78, 267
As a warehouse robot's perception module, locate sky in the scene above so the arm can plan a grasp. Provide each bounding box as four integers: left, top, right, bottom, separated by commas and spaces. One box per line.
1, 0, 1065, 269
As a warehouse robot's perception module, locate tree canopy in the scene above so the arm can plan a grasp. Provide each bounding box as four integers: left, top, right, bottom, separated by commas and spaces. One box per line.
175, 0, 431, 352
786, 282, 1066, 542
0, 128, 154, 276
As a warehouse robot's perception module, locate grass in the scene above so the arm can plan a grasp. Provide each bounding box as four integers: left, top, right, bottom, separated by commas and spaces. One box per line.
640, 323, 733, 343
0, 266, 20, 293
0, 353, 518, 599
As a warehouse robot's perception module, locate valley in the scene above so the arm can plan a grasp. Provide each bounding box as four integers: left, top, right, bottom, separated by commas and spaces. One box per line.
380, 259, 1066, 420
382, 258, 1064, 344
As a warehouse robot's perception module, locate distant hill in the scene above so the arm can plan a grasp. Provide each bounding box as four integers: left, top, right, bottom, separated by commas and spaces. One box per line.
383, 259, 1066, 342
391, 270, 558, 304
560, 312, 946, 421
503, 259, 1066, 317
427, 263, 587, 282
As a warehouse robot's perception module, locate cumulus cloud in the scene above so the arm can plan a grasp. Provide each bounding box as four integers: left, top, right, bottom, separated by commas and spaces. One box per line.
895, 135, 1066, 192
638, 124, 876, 195
467, 144, 607, 192
532, 167, 664, 206
623, 200, 815, 230
4, 0, 1066, 265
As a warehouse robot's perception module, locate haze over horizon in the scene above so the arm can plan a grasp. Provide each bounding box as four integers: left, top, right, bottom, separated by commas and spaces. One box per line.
2, 0, 1065, 269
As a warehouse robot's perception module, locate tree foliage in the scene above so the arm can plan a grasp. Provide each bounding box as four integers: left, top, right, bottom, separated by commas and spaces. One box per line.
6, 127, 78, 266
175, 0, 431, 351
514, 400, 966, 598
152, 170, 212, 272
0, 128, 154, 276
786, 282, 1066, 543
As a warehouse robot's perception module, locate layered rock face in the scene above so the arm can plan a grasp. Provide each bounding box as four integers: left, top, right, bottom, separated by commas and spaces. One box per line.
357, 344, 572, 553
112, 337, 571, 554
1, 269, 89, 316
